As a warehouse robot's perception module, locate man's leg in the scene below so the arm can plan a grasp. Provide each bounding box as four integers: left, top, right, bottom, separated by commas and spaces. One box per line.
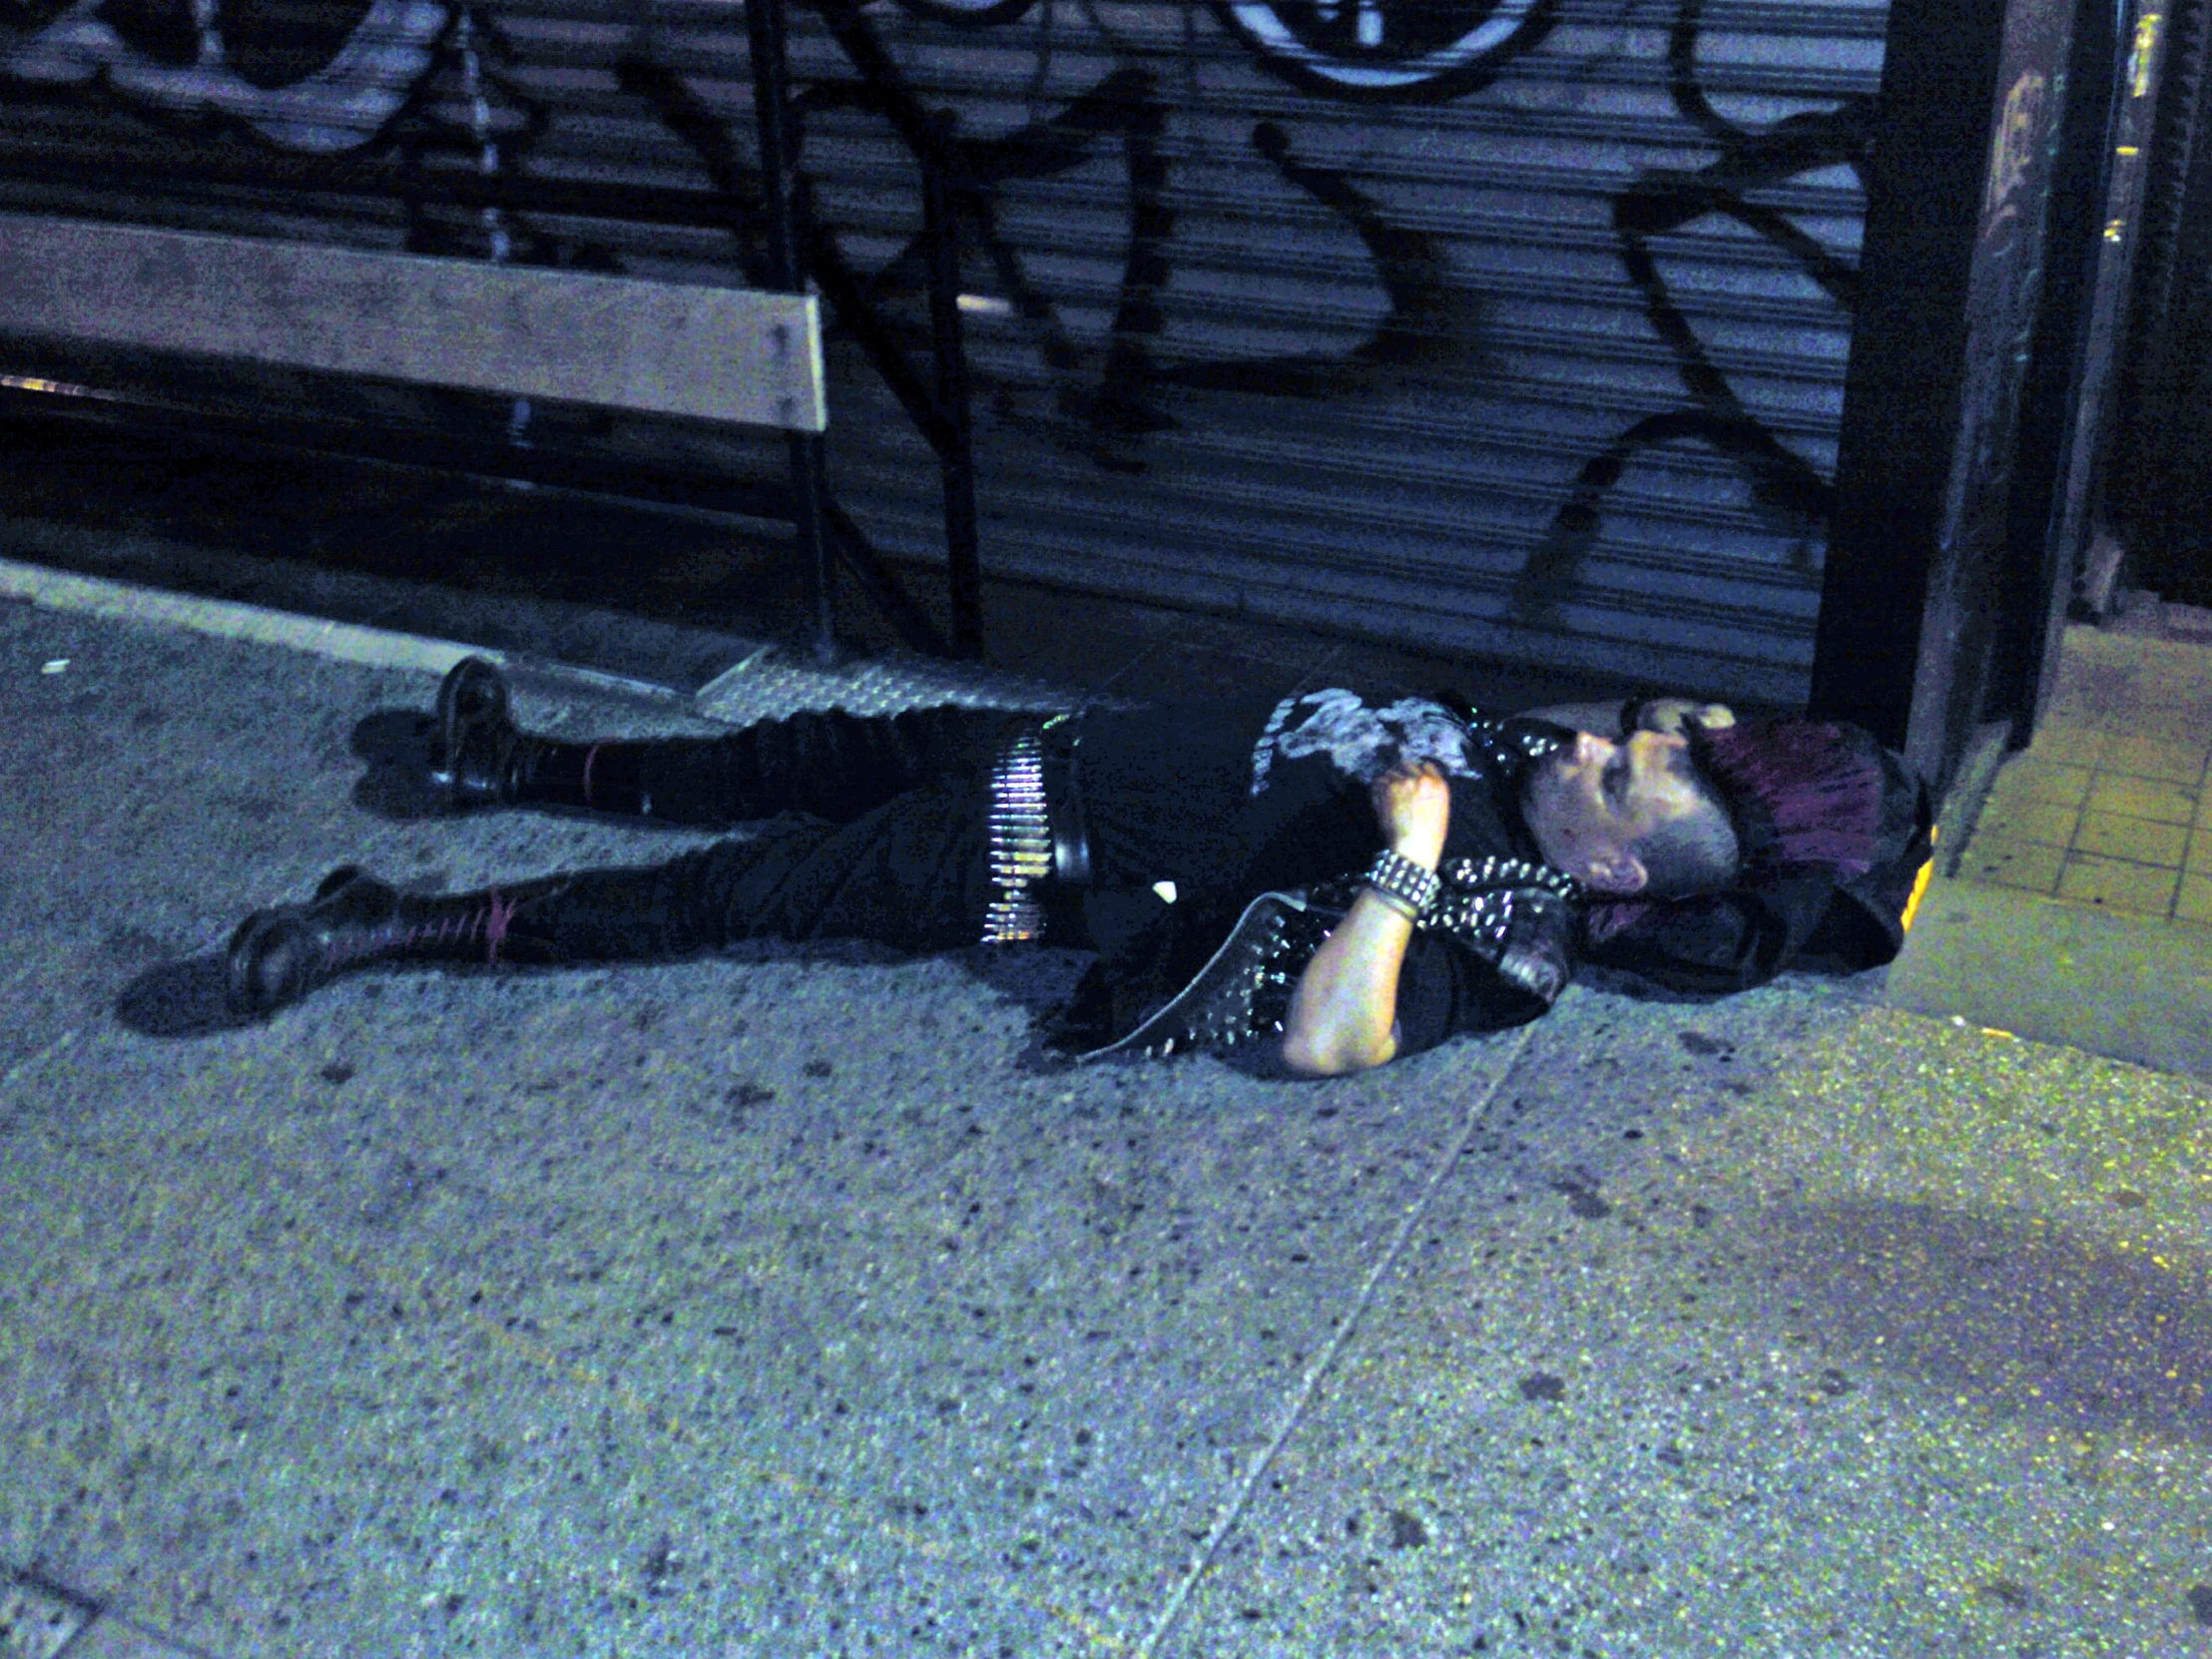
229, 771, 1010, 1014
435, 658, 1028, 825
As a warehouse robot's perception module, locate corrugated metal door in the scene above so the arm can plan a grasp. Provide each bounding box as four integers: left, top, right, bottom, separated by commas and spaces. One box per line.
0, 0, 1887, 704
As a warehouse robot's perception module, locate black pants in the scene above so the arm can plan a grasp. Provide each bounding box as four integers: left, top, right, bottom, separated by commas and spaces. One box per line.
500, 705, 1048, 961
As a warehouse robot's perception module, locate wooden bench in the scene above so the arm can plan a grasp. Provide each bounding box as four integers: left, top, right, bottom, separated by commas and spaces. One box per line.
0, 0, 983, 666
0, 214, 828, 436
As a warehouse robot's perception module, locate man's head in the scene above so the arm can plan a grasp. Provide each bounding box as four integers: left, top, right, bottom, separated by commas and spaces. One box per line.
1520, 728, 1739, 896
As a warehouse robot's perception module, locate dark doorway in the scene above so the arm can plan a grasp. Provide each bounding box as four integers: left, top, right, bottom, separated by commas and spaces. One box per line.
2108, 0, 2212, 610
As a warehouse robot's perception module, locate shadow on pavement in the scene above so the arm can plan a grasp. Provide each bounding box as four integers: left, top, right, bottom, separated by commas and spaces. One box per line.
113, 956, 258, 1039
348, 708, 449, 822
1759, 1193, 2212, 1445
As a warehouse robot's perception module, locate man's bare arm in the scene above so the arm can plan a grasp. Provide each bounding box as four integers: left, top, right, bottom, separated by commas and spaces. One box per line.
1279, 888, 1415, 1075
1280, 761, 1449, 1078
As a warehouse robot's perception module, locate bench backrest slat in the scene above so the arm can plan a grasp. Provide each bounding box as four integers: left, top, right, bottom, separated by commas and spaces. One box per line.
0, 214, 827, 433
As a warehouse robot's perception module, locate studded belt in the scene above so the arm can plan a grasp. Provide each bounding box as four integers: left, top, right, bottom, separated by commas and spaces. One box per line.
981, 714, 1089, 944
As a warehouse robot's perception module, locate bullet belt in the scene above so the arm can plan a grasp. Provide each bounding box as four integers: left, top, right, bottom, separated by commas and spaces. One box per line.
982, 714, 1090, 944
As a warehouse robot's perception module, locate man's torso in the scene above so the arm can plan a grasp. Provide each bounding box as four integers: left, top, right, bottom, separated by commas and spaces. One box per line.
1075, 688, 1543, 900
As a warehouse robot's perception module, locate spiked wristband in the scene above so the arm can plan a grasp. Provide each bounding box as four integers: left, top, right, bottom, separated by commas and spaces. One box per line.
1364, 848, 1440, 919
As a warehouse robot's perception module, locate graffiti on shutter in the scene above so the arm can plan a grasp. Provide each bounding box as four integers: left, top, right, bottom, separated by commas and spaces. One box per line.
0, 0, 1885, 698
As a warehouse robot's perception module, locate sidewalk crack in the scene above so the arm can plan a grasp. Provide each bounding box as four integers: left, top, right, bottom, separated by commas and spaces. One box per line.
1133, 1020, 1539, 1657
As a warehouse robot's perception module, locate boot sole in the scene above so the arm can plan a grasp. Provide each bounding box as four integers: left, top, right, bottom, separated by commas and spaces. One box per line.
432, 658, 517, 810
225, 867, 375, 1015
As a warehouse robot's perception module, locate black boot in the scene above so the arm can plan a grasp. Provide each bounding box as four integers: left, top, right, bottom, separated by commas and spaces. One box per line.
428, 656, 1025, 826
430, 656, 529, 811
226, 864, 577, 1015
427, 656, 654, 815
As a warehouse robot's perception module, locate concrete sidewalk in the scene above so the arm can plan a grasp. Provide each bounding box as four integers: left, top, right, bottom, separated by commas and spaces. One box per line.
3, 591, 2211, 1659
1888, 619, 2212, 1085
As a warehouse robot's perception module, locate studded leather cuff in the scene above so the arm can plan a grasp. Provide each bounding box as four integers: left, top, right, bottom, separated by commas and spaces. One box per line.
1365, 848, 1440, 918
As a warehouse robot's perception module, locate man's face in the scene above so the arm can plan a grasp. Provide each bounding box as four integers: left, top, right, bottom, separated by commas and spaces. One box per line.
1521, 728, 1714, 894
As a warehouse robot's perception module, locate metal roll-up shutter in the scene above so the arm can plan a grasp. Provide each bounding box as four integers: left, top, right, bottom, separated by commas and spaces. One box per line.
0, 0, 1887, 704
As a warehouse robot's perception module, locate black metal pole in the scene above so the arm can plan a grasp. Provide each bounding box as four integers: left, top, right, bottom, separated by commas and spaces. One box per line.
921, 110, 984, 660
746, 0, 838, 666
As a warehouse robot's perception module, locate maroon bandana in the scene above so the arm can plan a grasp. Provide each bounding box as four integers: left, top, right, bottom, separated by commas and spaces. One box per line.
1586, 718, 1886, 942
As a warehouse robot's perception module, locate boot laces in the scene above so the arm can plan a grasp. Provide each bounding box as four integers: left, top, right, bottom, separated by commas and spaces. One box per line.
321, 907, 488, 971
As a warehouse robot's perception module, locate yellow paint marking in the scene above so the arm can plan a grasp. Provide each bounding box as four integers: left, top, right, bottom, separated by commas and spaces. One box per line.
1900, 849, 1936, 934
2132, 13, 2162, 97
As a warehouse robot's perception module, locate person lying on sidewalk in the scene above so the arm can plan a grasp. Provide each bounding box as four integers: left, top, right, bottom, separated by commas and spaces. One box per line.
224, 662, 1931, 1076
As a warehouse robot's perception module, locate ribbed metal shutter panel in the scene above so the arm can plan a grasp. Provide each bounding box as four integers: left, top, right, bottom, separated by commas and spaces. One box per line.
0, 1, 1886, 703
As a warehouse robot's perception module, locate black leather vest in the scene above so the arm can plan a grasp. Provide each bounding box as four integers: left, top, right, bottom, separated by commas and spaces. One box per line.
1070, 710, 1582, 1063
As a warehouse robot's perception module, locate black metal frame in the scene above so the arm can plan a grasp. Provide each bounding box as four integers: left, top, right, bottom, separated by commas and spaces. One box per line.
744, 0, 982, 663
1814, 0, 2161, 795
1808, 0, 2009, 767
1810, 0, 2098, 796
0, 0, 988, 665
806, 0, 985, 658
1988, 0, 2135, 730
2105, 0, 2212, 609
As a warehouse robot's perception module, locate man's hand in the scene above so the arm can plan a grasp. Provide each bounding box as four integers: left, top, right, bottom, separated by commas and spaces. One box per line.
1634, 698, 1735, 736
1372, 760, 1449, 868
